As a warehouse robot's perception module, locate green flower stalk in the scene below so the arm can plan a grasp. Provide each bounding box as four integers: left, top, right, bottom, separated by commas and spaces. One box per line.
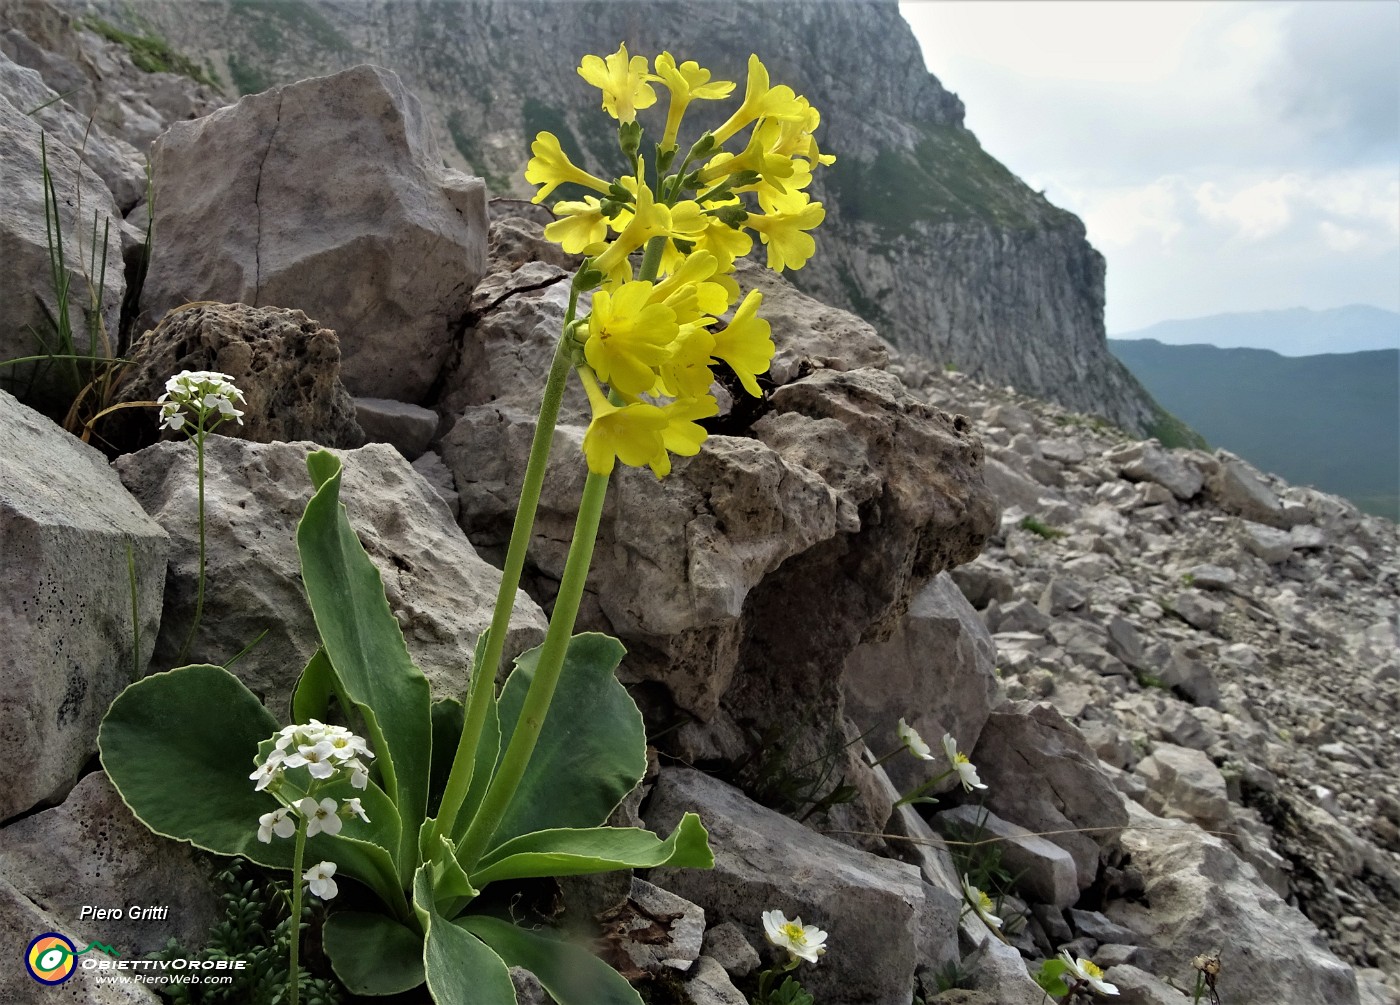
156, 369, 245, 665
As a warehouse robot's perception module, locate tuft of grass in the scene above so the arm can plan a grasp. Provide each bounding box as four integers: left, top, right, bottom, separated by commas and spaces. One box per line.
83, 18, 218, 87
1018, 515, 1067, 540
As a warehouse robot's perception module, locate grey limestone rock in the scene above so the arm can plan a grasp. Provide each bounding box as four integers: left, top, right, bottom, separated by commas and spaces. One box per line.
646, 767, 949, 1005
843, 572, 999, 794
1108, 802, 1361, 1005
0, 772, 218, 952
140, 64, 489, 403
114, 437, 545, 709
0, 390, 166, 821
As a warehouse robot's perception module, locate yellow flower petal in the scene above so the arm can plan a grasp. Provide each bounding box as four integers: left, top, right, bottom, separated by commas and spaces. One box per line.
711, 290, 774, 396
524, 131, 610, 204
577, 44, 657, 124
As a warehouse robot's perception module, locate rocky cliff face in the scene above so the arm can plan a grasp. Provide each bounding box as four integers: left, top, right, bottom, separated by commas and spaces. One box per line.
59, 0, 1162, 434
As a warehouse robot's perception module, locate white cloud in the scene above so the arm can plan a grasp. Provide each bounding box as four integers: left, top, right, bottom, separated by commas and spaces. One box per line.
897, 0, 1400, 332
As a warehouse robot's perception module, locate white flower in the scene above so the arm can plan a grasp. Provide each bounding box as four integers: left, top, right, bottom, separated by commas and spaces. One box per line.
962, 875, 1002, 930
299, 796, 343, 838
1060, 952, 1119, 996
325, 728, 373, 761
896, 718, 934, 760
257, 808, 296, 843
761, 909, 828, 965
346, 758, 370, 790
341, 797, 370, 824
249, 752, 285, 792
304, 861, 338, 900
285, 740, 338, 779
156, 369, 245, 431
942, 733, 987, 791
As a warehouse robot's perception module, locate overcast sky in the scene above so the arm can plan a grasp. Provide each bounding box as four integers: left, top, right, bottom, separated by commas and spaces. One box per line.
897, 1, 1400, 334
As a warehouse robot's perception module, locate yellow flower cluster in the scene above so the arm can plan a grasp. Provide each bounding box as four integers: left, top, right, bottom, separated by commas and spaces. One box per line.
524, 46, 832, 479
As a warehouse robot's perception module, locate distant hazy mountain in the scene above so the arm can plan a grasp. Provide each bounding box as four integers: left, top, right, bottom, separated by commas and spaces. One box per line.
1108, 340, 1399, 520
1112, 306, 1400, 356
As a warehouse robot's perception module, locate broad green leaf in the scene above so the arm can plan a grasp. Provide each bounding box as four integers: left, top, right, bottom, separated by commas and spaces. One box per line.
491, 633, 645, 847
414, 868, 515, 1005
291, 647, 336, 724
462, 914, 642, 1005
99, 665, 280, 862
323, 912, 424, 996
470, 814, 713, 887
299, 450, 432, 878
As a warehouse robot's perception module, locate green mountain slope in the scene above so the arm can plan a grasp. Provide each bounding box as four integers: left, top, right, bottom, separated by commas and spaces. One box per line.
1109, 339, 1399, 519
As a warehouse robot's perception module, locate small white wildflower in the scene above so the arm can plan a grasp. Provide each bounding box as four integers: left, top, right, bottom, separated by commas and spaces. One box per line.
304, 861, 338, 900
285, 740, 338, 780
761, 909, 828, 965
257, 808, 296, 844
325, 728, 373, 762
942, 733, 987, 791
299, 796, 343, 838
156, 369, 245, 431
346, 758, 370, 790
1060, 952, 1119, 996
962, 875, 1002, 931
896, 718, 934, 761
341, 797, 370, 824
249, 755, 283, 792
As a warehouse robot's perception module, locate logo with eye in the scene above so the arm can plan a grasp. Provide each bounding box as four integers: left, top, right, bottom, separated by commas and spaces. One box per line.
25, 932, 78, 985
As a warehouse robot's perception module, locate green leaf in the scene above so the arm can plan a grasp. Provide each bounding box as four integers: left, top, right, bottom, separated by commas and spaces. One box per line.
323, 912, 424, 996
470, 813, 713, 887
491, 633, 645, 846
101, 665, 407, 914
291, 647, 336, 724
1034, 957, 1071, 997
99, 664, 280, 862
414, 868, 515, 1005
298, 450, 433, 878
461, 914, 642, 1005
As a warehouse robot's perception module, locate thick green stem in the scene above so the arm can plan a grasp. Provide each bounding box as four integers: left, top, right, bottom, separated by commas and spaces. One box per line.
452, 235, 666, 868
456, 466, 611, 871
432, 288, 580, 845
893, 768, 954, 808
175, 428, 207, 665
288, 821, 307, 1005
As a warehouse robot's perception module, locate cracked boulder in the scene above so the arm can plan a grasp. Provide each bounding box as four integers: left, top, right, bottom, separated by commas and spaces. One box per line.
139, 64, 488, 402
441, 239, 996, 765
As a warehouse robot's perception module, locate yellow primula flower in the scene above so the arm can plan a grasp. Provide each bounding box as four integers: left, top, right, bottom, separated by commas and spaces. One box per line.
652, 52, 735, 149
711, 290, 774, 397
693, 212, 755, 275
525, 132, 611, 204
746, 201, 826, 272
577, 43, 657, 124
698, 119, 798, 191
544, 196, 610, 254
581, 369, 672, 477
657, 324, 719, 400
712, 54, 808, 145
593, 183, 707, 284
579, 370, 714, 479
583, 281, 679, 398
649, 251, 731, 323
658, 396, 718, 464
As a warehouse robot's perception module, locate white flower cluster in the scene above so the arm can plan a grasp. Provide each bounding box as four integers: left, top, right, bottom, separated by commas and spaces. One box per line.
249, 720, 374, 900
156, 369, 246, 433
761, 908, 828, 965
251, 719, 374, 794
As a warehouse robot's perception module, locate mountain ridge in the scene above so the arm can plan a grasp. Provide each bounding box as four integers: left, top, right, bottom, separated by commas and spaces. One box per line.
1109, 337, 1399, 520
1112, 305, 1400, 356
